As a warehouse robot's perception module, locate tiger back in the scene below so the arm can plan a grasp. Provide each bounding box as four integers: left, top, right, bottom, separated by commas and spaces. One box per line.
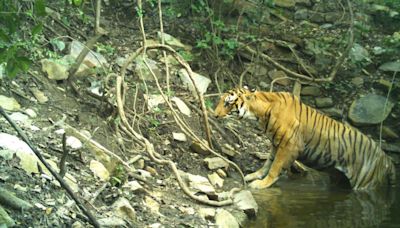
214, 87, 396, 190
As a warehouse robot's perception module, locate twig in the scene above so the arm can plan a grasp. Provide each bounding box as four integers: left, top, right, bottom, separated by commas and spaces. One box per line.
0, 107, 100, 228
95, 0, 101, 34
59, 133, 69, 178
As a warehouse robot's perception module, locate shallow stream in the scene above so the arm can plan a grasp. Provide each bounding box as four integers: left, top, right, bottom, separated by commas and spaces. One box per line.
245, 169, 400, 228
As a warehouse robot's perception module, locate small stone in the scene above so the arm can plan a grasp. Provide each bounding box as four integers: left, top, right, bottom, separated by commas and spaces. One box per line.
66, 136, 83, 150
351, 77, 364, 87
274, 0, 296, 8
374, 79, 393, 92
179, 171, 216, 194
89, 160, 110, 181
112, 197, 136, 221
198, 208, 216, 220
301, 86, 321, 96
0, 95, 21, 111
171, 96, 191, 116
41, 59, 69, 80
315, 97, 333, 108
221, 144, 238, 157
321, 108, 342, 119
122, 181, 144, 193
136, 159, 145, 169
144, 94, 165, 110
216, 169, 227, 178
24, 109, 37, 118
145, 166, 158, 176
215, 209, 239, 228
208, 173, 224, 188
190, 140, 210, 155
268, 70, 291, 86
204, 157, 229, 170
259, 81, 270, 89
144, 196, 160, 214
158, 32, 192, 50
137, 169, 152, 179
172, 132, 187, 142
382, 126, 399, 140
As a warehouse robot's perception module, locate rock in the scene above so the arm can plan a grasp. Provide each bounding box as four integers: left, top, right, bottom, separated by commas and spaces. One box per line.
198, 208, 216, 220
349, 43, 371, 64
204, 157, 229, 170
315, 97, 333, 108
145, 166, 158, 176
179, 171, 216, 194
172, 132, 187, 142
274, 0, 296, 8
382, 126, 399, 140
66, 136, 83, 150
135, 57, 162, 81
233, 190, 258, 218
23, 109, 37, 118
29, 87, 49, 104
144, 196, 160, 214
171, 96, 191, 116
351, 77, 364, 87
89, 160, 110, 181
216, 169, 227, 178
9, 112, 31, 126
208, 173, 224, 188
325, 12, 341, 22
70, 40, 107, 68
259, 81, 270, 89
144, 94, 165, 110
160, 54, 180, 66
116, 56, 133, 70
157, 32, 192, 50
295, 9, 309, 20
349, 94, 394, 126
41, 59, 69, 80
321, 107, 342, 119
98, 217, 126, 227
215, 209, 239, 228
112, 197, 136, 222
178, 69, 211, 96
301, 86, 321, 96
0, 95, 21, 111
221, 144, 238, 157
137, 169, 152, 179
309, 12, 326, 23
0, 63, 5, 79
61, 54, 93, 77
230, 210, 248, 227
379, 60, 400, 72
190, 140, 210, 155
0, 133, 40, 174
268, 70, 290, 86
374, 79, 393, 92
247, 64, 268, 76
122, 180, 145, 193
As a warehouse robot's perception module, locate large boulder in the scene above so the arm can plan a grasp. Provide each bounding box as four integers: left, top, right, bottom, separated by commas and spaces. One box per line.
348, 94, 394, 126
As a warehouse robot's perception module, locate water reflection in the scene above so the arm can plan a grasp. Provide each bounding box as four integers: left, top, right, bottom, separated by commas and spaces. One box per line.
246, 171, 398, 228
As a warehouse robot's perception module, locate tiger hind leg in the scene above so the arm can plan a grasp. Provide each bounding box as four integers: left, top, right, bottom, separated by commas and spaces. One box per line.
244, 158, 273, 182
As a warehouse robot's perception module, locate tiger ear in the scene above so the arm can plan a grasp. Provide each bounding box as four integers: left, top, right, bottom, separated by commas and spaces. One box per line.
244, 93, 256, 101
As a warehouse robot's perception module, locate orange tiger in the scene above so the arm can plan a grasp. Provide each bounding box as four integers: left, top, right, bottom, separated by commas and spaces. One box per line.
214, 87, 396, 190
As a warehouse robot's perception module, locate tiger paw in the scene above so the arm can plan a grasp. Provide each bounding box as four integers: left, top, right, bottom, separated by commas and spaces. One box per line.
248, 179, 269, 189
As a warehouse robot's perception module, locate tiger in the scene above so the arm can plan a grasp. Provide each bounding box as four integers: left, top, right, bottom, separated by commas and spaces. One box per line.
214, 87, 396, 190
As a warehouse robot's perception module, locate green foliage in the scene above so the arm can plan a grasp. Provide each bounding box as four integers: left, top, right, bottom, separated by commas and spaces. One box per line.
0, 0, 46, 78
110, 164, 127, 187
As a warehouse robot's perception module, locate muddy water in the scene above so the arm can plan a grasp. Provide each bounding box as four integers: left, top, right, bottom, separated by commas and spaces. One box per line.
245, 170, 399, 228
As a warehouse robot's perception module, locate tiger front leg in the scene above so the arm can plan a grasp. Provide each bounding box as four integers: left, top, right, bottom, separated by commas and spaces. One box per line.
249, 144, 299, 189
244, 158, 273, 182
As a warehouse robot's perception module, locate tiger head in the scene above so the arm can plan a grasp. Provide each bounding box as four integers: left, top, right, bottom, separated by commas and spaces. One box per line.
214, 87, 257, 120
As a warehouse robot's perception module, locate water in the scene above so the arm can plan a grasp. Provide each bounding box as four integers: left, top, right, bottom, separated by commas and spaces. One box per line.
245, 170, 400, 228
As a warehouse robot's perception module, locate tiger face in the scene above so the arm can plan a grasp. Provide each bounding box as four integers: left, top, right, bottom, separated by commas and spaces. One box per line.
214, 88, 257, 120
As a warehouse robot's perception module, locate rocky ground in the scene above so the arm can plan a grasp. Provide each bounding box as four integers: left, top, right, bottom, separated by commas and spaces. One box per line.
0, 0, 399, 227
